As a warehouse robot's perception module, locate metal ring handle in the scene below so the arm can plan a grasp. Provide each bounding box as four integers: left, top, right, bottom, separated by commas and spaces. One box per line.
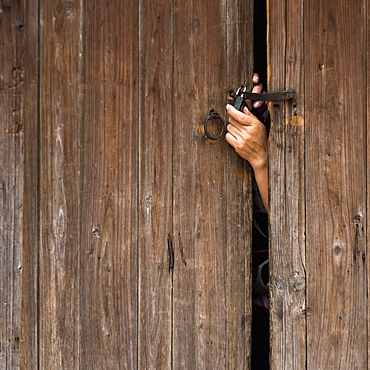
204, 110, 225, 140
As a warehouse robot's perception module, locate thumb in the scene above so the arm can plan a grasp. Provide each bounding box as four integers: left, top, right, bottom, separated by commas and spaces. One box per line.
242, 105, 258, 121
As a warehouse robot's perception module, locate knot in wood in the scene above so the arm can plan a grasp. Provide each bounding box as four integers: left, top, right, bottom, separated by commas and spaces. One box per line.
333, 243, 342, 255
65, 2, 76, 16
353, 214, 362, 224
274, 276, 284, 290
293, 277, 305, 291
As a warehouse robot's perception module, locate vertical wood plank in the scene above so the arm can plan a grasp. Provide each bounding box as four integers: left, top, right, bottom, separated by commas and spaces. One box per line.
368, 0, 370, 367
0, 2, 39, 368
226, 1, 254, 367
304, 0, 367, 368
172, 3, 227, 364
138, 0, 173, 368
268, 0, 306, 367
18, 2, 40, 366
80, 1, 139, 368
172, 1, 253, 368
39, 0, 81, 367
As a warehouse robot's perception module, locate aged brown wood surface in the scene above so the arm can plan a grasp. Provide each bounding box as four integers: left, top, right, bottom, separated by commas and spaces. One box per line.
79, 0, 139, 368
39, 0, 82, 367
368, 0, 370, 366
304, 0, 367, 368
225, 2, 254, 367
2, 0, 369, 368
2, 0, 252, 368
39, 0, 139, 368
268, 0, 369, 368
0, 2, 38, 368
172, 1, 253, 368
268, 0, 306, 368
138, 0, 172, 367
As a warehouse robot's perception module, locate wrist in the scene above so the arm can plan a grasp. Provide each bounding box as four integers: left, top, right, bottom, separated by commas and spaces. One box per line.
251, 156, 269, 212
251, 153, 268, 173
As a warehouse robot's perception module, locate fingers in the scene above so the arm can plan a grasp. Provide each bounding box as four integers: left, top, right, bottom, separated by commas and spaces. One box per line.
252, 73, 260, 84
227, 121, 242, 137
252, 73, 267, 110
252, 84, 263, 94
227, 103, 254, 117
225, 131, 237, 145
252, 85, 264, 109
226, 104, 255, 126
252, 74, 263, 94
253, 97, 267, 110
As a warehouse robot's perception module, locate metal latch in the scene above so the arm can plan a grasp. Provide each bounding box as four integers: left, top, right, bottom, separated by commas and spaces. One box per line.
204, 86, 296, 140
230, 84, 295, 112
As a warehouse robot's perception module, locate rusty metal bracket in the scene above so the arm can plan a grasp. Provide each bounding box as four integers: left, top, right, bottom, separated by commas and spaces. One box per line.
230, 85, 295, 112
230, 90, 296, 102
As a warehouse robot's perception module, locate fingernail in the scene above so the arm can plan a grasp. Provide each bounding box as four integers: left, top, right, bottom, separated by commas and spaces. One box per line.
226, 104, 231, 110
254, 102, 260, 108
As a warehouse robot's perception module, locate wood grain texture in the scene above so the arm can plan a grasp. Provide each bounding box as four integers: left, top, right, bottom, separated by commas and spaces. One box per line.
39, 0, 82, 367
0, 2, 39, 368
39, 0, 139, 367
138, 0, 173, 368
304, 0, 367, 368
172, 1, 253, 368
226, 1, 254, 367
0, 1, 274, 368
268, 0, 306, 368
368, 0, 370, 367
80, 1, 139, 368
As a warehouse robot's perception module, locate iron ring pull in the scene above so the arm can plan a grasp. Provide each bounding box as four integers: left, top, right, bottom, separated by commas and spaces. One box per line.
204, 110, 225, 141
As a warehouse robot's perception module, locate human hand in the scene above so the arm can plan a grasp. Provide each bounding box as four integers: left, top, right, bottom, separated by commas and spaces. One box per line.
225, 104, 268, 171
251, 73, 267, 115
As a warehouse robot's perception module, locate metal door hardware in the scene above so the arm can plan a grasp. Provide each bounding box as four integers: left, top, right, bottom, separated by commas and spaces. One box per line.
230, 84, 295, 112
204, 110, 225, 140
204, 86, 296, 141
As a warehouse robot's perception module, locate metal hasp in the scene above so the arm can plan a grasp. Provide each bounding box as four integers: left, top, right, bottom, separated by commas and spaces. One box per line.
231, 84, 296, 112
204, 87, 296, 141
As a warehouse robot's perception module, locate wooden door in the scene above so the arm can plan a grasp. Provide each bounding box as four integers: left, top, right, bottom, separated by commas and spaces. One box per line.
1, 0, 254, 368
3, 0, 370, 369
138, 0, 254, 367
268, 0, 369, 368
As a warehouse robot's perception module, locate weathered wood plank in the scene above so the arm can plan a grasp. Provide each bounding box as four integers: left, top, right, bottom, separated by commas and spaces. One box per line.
304, 0, 367, 368
268, 0, 306, 368
172, 3, 227, 364
18, 2, 40, 366
138, 0, 173, 368
79, 1, 139, 368
172, 1, 253, 368
368, 0, 370, 367
39, 1, 82, 367
226, 1, 254, 368
0, 2, 39, 368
